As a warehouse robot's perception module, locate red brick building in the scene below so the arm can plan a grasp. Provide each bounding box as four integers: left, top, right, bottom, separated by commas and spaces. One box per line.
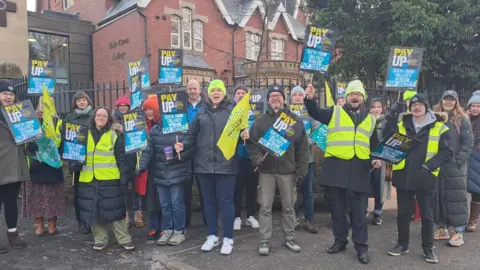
38, 0, 310, 87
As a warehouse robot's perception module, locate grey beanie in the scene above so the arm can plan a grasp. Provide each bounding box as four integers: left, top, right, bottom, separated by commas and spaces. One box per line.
441, 90, 459, 101
290, 86, 305, 98
468, 90, 480, 106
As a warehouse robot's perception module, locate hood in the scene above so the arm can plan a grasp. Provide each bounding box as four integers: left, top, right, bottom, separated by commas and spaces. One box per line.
111, 122, 123, 134
399, 111, 448, 124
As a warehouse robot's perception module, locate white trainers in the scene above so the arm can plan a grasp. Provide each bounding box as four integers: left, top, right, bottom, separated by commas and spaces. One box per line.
220, 237, 234, 255
246, 216, 260, 229
234, 217, 242, 231
201, 235, 220, 252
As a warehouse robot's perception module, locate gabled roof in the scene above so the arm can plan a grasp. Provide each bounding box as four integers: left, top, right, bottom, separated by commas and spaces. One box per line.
98, 0, 137, 27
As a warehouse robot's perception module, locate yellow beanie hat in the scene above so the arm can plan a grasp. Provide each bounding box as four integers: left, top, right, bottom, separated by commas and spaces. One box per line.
344, 80, 366, 99
208, 80, 227, 96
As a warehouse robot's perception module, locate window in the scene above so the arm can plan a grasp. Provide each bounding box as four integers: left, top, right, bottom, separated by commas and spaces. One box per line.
171, 16, 180, 48
182, 8, 192, 49
28, 32, 69, 85
246, 32, 261, 61
63, 0, 74, 10
271, 39, 284, 60
193, 21, 204, 52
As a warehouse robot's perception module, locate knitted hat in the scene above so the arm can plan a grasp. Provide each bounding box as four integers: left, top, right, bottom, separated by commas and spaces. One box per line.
233, 85, 248, 96
208, 80, 227, 96
371, 97, 383, 105
142, 95, 159, 112
409, 94, 430, 111
468, 90, 480, 106
290, 86, 305, 98
335, 94, 345, 101
403, 89, 417, 101
441, 90, 459, 101
267, 85, 285, 100
0, 80, 14, 94
344, 80, 366, 99
115, 96, 131, 107
72, 91, 92, 110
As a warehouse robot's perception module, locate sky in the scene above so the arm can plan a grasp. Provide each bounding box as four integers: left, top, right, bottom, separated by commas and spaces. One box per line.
27, 0, 36, 12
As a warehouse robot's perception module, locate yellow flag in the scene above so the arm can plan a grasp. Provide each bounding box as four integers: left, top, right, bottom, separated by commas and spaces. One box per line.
42, 86, 57, 141
325, 81, 335, 107
217, 92, 251, 160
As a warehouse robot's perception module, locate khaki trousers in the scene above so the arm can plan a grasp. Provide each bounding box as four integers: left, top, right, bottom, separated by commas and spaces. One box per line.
91, 218, 132, 245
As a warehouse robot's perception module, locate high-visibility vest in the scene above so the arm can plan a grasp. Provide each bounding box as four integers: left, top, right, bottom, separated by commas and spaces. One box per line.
392, 121, 449, 176
325, 106, 376, 160
79, 130, 120, 183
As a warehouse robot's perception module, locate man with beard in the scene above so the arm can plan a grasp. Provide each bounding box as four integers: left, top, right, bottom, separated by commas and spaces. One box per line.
304, 80, 382, 264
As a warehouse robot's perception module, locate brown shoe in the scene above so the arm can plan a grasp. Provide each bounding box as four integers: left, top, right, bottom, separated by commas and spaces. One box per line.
467, 201, 480, 232
48, 217, 57, 235
35, 217, 45, 237
7, 231, 27, 249
0, 243, 7, 254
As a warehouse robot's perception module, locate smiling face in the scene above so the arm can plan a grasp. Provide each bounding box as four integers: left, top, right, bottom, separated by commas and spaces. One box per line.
411, 102, 426, 117
268, 92, 284, 111
145, 108, 154, 120
471, 103, 480, 116
346, 92, 364, 109
95, 108, 109, 129
442, 96, 456, 112
187, 80, 201, 102
291, 92, 304, 103
234, 89, 247, 103
76, 98, 89, 110
0, 91, 14, 106
369, 101, 383, 117
208, 88, 225, 106
117, 104, 129, 114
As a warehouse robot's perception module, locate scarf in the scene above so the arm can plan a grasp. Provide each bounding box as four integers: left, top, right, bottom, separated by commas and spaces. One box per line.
75, 105, 92, 116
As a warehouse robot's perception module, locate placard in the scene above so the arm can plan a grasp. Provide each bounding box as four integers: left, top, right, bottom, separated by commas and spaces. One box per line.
62, 122, 88, 162
130, 73, 143, 110
385, 47, 424, 89
289, 103, 311, 134
158, 49, 183, 85
122, 110, 147, 153
158, 91, 188, 134
336, 81, 346, 96
1, 100, 43, 145
371, 131, 422, 164
311, 124, 327, 152
258, 110, 304, 157
248, 102, 264, 130
28, 59, 56, 95
127, 58, 151, 90
299, 26, 338, 74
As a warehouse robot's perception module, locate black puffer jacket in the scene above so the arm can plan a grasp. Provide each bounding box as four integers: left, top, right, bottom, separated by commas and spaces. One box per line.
468, 116, 480, 194
436, 115, 473, 226
139, 126, 194, 186
78, 127, 127, 226
182, 98, 238, 175
383, 112, 453, 193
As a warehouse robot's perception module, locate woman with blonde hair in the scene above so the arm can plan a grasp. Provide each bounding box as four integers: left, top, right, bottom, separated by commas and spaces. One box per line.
433, 90, 473, 247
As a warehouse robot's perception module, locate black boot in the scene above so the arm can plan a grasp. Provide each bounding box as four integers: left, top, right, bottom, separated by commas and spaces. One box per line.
327, 242, 347, 254
78, 222, 91, 234
357, 250, 370, 264
423, 248, 438, 264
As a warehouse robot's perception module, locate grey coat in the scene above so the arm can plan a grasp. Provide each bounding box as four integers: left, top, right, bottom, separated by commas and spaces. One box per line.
0, 115, 30, 186
437, 115, 473, 227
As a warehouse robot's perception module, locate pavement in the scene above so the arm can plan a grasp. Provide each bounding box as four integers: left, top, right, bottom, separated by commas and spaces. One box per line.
1, 204, 480, 270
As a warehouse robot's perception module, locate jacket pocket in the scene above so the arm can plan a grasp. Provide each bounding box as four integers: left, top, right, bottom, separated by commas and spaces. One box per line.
414, 169, 436, 192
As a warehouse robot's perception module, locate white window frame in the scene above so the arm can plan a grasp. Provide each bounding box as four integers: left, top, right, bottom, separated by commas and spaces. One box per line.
271, 38, 284, 60
246, 32, 261, 61
182, 8, 192, 50
63, 0, 74, 10
193, 21, 204, 52
170, 16, 181, 48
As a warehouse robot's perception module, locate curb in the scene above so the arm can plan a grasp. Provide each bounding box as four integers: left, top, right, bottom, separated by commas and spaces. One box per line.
150, 253, 199, 270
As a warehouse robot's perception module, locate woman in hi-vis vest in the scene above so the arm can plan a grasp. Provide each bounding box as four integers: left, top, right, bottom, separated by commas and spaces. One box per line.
77, 107, 134, 251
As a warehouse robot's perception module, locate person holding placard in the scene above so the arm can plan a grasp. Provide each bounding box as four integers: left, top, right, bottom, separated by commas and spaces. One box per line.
78, 107, 134, 251
304, 80, 381, 264
384, 94, 452, 264
174, 80, 238, 255
248, 85, 309, 256
0, 80, 28, 254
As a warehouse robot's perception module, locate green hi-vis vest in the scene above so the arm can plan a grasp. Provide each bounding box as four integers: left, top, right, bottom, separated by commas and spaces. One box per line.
325, 106, 376, 160
392, 121, 449, 177
79, 130, 120, 183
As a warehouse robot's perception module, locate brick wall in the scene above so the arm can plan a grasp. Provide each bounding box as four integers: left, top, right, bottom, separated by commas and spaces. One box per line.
41, 0, 108, 24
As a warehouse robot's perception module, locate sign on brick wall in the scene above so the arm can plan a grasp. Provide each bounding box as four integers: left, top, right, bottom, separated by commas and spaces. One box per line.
0, 1, 17, 27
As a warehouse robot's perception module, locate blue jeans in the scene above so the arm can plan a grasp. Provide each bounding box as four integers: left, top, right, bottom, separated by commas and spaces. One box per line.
157, 184, 186, 232
197, 174, 236, 239
371, 168, 383, 214
297, 162, 315, 220
149, 211, 162, 231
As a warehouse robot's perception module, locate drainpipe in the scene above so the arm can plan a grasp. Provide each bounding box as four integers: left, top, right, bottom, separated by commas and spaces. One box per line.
232, 26, 237, 86
137, 9, 148, 58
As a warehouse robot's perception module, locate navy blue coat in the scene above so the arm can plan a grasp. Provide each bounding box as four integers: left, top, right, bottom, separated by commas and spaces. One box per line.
468, 119, 480, 194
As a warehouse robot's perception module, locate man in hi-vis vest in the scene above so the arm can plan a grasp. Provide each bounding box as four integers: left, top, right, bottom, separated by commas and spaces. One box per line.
304, 80, 381, 264
384, 94, 452, 264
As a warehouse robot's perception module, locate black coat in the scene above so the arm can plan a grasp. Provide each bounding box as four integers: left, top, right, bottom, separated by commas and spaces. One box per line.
468, 117, 480, 194
28, 159, 64, 185
183, 98, 238, 175
304, 99, 380, 193
139, 125, 193, 186
437, 115, 473, 227
78, 127, 127, 226
383, 112, 453, 193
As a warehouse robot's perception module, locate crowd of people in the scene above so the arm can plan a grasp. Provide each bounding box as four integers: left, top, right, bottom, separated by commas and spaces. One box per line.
0, 78, 480, 265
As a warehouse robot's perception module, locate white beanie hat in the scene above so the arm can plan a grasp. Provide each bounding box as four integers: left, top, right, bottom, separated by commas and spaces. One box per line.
468, 90, 480, 106
290, 86, 305, 98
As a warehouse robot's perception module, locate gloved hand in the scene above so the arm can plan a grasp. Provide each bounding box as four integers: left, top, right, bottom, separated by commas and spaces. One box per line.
69, 162, 83, 173
135, 168, 146, 176
253, 155, 266, 167
27, 142, 39, 154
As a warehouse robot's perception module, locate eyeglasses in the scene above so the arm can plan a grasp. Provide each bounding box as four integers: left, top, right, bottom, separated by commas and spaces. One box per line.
269, 94, 283, 98
0, 92, 15, 97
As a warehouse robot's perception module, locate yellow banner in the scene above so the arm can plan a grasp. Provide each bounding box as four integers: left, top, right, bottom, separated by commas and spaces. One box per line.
217, 92, 250, 160
42, 86, 57, 141
325, 81, 335, 107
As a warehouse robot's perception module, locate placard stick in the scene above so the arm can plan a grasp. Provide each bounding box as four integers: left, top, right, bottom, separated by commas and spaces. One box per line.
72, 172, 75, 186
254, 152, 269, 172
176, 135, 181, 160
309, 74, 313, 85
36, 152, 42, 163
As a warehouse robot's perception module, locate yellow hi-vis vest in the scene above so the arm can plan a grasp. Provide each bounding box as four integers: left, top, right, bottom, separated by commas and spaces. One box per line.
79, 130, 120, 183
392, 121, 449, 177
325, 106, 376, 160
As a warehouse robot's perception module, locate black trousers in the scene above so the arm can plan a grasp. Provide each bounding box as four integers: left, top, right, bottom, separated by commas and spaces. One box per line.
234, 159, 258, 218
329, 187, 368, 252
397, 189, 435, 249
472, 192, 480, 203
73, 172, 81, 223
184, 162, 206, 227
0, 182, 22, 229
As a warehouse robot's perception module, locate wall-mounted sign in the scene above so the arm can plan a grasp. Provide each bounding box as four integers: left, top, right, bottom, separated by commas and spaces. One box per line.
109, 38, 129, 50
0, 1, 17, 27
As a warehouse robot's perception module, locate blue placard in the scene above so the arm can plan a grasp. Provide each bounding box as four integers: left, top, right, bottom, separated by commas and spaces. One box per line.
259, 128, 291, 157
311, 124, 328, 152
299, 47, 331, 73
299, 26, 337, 74
131, 90, 143, 111
127, 58, 151, 90
385, 47, 424, 90
1, 100, 44, 145
159, 68, 183, 84
123, 110, 148, 153
125, 130, 147, 153
370, 131, 422, 164
158, 49, 183, 85
62, 122, 88, 162
63, 141, 87, 162
28, 59, 56, 95
158, 91, 189, 135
